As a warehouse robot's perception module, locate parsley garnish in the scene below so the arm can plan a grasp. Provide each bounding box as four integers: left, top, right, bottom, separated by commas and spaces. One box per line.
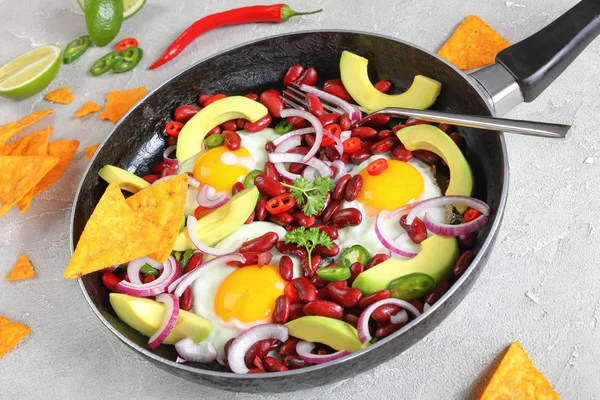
282, 176, 334, 217
284, 227, 333, 271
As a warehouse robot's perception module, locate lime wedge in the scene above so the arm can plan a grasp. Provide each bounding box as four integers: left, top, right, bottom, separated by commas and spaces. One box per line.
77, 0, 146, 19
0, 45, 62, 100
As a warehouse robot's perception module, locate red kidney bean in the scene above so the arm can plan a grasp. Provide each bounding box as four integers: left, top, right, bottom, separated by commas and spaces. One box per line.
305, 93, 325, 117
350, 148, 371, 164
318, 113, 340, 127
323, 82, 352, 102
300, 255, 321, 278
317, 287, 330, 300
284, 281, 300, 302
283, 64, 304, 86
279, 337, 299, 357
245, 339, 280, 369
263, 161, 278, 180
449, 132, 464, 148
365, 114, 391, 127
278, 256, 294, 281
287, 116, 306, 127
315, 193, 331, 219
206, 126, 221, 137
161, 167, 174, 177
102, 271, 121, 291
293, 211, 316, 228
180, 287, 194, 311
174, 104, 200, 123
371, 304, 402, 323
198, 94, 210, 106
184, 252, 204, 274
142, 174, 160, 184
287, 146, 309, 156
244, 114, 272, 132
375, 322, 404, 339
311, 275, 328, 289
367, 253, 389, 269
326, 284, 363, 308
231, 181, 244, 195
167, 136, 178, 146
392, 124, 406, 133
333, 174, 351, 201
331, 208, 362, 228
413, 149, 440, 165
453, 250, 474, 278
458, 233, 476, 250
292, 278, 318, 302
322, 145, 340, 162
340, 113, 351, 131
377, 129, 394, 140
303, 300, 343, 319
400, 215, 427, 244
340, 153, 351, 165
297, 67, 318, 86
314, 225, 339, 240
320, 200, 341, 225
239, 232, 279, 253
351, 126, 378, 140
260, 90, 284, 118
228, 251, 272, 267
289, 162, 305, 174
244, 211, 255, 224
343, 313, 359, 328
288, 302, 305, 321
270, 212, 293, 226
221, 120, 238, 131
348, 261, 364, 284
409, 299, 424, 314
392, 145, 413, 162
223, 130, 242, 151
265, 140, 277, 153
405, 118, 428, 126
374, 80, 391, 93
254, 174, 286, 197
272, 295, 291, 324
264, 357, 288, 372
276, 241, 308, 259
204, 94, 227, 107
241, 93, 258, 101
254, 198, 267, 221
344, 175, 363, 201
284, 355, 312, 369
151, 161, 170, 174
313, 242, 340, 257
359, 290, 391, 309
438, 123, 452, 133
235, 119, 246, 129
370, 137, 399, 154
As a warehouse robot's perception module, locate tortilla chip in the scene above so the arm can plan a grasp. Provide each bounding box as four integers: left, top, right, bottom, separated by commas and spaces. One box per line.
45, 86, 75, 105
98, 86, 147, 123
126, 174, 187, 262
0, 156, 58, 216
75, 101, 103, 118
6, 255, 36, 281
0, 109, 53, 147
0, 316, 31, 358
0, 127, 51, 157
85, 143, 100, 160
438, 15, 510, 70
64, 182, 163, 279
479, 342, 560, 400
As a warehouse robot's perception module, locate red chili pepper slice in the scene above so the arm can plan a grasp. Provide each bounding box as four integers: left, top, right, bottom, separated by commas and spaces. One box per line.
265, 193, 296, 215
194, 205, 211, 219
165, 121, 184, 137
463, 208, 482, 222
115, 38, 139, 52
367, 158, 388, 176
321, 123, 342, 147
343, 137, 362, 154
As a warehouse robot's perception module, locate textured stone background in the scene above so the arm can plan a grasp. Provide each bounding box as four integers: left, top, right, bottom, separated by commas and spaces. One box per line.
1, 0, 597, 398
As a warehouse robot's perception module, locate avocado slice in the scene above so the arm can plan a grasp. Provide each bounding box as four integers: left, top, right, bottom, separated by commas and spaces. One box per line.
176, 96, 268, 162
98, 165, 150, 193
340, 51, 442, 113
109, 293, 211, 345
396, 124, 473, 212
352, 235, 459, 295
285, 316, 365, 353
173, 186, 259, 251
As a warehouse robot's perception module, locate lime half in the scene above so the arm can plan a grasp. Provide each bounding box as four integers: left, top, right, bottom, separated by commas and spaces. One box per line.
0, 45, 62, 100
78, 0, 146, 19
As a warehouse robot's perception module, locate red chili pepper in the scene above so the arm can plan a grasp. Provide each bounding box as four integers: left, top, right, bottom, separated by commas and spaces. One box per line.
342, 137, 361, 154
464, 208, 482, 222
265, 193, 296, 215
149, 4, 323, 69
115, 38, 139, 52
194, 205, 211, 219
321, 123, 342, 147
367, 158, 388, 176
165, 121, 184, 137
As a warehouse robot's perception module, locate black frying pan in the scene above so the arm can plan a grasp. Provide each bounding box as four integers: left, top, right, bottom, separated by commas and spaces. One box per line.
72, 0, 600, 393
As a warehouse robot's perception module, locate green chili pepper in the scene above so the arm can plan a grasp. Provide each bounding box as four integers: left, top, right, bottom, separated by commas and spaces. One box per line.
340, 245, 371, 268
388, 273, 435, 301
316, 265, 351, 281
243, 169, 263, 188
112, 47, 144, 73
64, 35, 91, 64
275, 120, 294, 135
90, 52, 123, 76
113, 265, 126, 275
140, 264, 159, 277
179, 249, 195, 273
205, 133, 224, 148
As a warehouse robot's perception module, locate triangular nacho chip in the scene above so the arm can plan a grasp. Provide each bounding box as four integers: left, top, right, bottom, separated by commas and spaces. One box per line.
75, 101, 103, 118
6, 255, 36, 281
64, 182, 163, 279
85, 143, 100, 161
0, 156, 58, 216
438, 15, 510, 70
479, 342, 560, 400
0, 109, 53, 147
0, 316, 31, 358
0, 127, 51, 156
45, 86, 75, 105
126, 174, 188, 263
98, 86, 147, 123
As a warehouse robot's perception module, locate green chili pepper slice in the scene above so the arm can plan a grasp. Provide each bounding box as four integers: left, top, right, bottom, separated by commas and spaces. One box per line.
244, 169, 263, 188
388, 273, 435, 301
112, 47, 143, 73
316, 265, 351, 281
64, 35, 91, 65
275, 120, 294, 135
340, 245, 371, 268
205, 133, 224, 148
140, 264, 159, 277
179, 249, 195, 273
90, 52, 123, 76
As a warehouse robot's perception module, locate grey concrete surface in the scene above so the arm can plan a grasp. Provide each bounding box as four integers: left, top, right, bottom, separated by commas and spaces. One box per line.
0, 0, 597, 398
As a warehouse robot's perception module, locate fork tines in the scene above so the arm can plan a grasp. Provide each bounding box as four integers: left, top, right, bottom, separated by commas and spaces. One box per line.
280, 84, 344, 115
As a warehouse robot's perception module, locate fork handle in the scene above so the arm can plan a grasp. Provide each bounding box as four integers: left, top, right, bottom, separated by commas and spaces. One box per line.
375, 108, 570, 138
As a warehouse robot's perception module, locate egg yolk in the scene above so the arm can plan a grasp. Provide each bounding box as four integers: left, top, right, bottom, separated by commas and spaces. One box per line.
357, 160, 424, 215
214, 265, 286, 323
192, 146, 250, 194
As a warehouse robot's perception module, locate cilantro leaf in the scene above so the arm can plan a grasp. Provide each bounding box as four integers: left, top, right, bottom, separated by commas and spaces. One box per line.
283, 176, 334, 217
284, 227, 333, 270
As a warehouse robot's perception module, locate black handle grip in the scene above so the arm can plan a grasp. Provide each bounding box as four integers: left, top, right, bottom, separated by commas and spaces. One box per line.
496, 0, 600, 102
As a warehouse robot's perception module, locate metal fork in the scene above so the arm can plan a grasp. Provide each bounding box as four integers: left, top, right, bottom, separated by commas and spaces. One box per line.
281, 84, 570, 138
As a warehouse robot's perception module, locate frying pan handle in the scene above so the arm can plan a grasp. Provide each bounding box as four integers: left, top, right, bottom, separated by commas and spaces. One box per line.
496, 0, 600, 102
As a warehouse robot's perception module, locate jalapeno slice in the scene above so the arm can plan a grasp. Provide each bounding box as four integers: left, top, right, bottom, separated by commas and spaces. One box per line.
178, 249, 195, 273
316, 265, 351, 281
244, 169, 263, 188
205, 133, 224, 148
64, 35, 91, 64
275, 120, 294, 135
112, 47, 143, 73
340, 244, 371, 268
140, 264, 158, 278
90, 52, 123, 76
388, 273, 435, 301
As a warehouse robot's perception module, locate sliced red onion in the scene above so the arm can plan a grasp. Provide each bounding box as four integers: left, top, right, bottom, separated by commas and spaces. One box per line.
331, 160, 346, 182
126, 258, 146, 285
423, 303, 431, 312
268, 153, 332, 178
358, 298, 421, 344
228, 324, 289, 374
322, 129, 344, 155
390, 310, 409, 324
173, 253, 245, 297
302, 166, 317, 180
280, 109, 323, 161
405, 195, 490, 225
143, 257, 163, 270
257, 251, 273, 267
296, 341, 348, 364
116, 256, 180, 297
163, 145, 178, 167
375, 211, 418, 258
176, 356, 187, 364
274, 135, 303, 154
187, 216, 246, 256
148, 293, 179, 349
424, 213, 488, 236
175, 337, 218, 363
340, 130, 351, 141
196, 184, 229, 210
272, 127, 315, 146
299, 84, 362, 121
188, 175, 201, 188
